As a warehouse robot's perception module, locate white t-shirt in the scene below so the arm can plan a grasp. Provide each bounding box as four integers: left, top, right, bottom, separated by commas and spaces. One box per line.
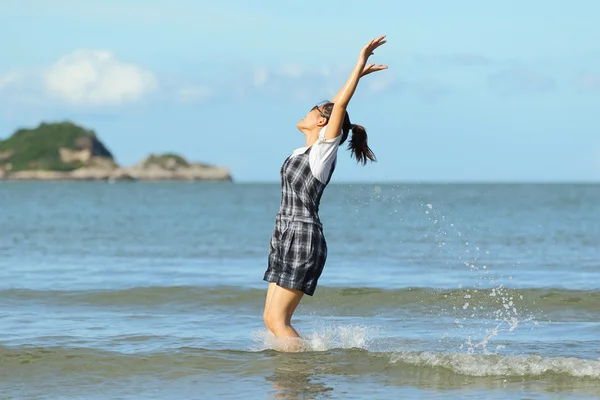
291, 126, 341, 184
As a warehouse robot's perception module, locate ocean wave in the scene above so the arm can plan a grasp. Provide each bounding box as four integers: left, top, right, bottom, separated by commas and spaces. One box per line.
3, 286, 600, 317
390, 351, 600, 379
2, 344, 599, 382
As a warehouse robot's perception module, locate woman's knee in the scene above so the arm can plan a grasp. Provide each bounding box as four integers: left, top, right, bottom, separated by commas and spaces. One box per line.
264, 309, 287, 332
263, 310, 271, 330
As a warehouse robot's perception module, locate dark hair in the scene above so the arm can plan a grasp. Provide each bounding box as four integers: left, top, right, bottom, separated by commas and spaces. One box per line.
317, 101, 376, 165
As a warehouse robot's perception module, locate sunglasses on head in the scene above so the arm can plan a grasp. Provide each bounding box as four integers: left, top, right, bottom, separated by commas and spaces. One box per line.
311, 105, 329, 119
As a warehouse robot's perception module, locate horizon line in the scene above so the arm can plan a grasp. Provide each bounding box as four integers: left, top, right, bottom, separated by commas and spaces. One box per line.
1, 179, 598, 185
232, 179, 600, 185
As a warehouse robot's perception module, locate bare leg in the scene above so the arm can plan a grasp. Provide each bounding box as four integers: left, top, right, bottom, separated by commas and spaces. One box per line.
263, 283, 305, 352
263, 282, 277, 325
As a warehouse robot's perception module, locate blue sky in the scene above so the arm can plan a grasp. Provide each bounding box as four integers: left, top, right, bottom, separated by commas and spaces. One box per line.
1, 0, 598, 182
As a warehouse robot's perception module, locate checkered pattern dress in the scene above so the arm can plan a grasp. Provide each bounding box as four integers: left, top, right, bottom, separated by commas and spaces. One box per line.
263, 146, 336, 296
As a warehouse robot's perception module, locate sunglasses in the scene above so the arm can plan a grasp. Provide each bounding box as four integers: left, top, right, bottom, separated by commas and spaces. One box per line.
311, 105, 330, 120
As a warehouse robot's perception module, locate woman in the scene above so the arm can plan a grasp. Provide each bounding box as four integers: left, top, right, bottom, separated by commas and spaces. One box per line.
262, 35, 388, 351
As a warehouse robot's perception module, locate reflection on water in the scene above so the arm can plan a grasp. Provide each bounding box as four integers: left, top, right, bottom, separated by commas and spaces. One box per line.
267, 353, 334, 399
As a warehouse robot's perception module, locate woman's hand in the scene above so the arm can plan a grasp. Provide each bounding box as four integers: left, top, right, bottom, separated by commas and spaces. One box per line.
358, 35, 387, 66
324, 35, 388, 132
361, 63, 388, 77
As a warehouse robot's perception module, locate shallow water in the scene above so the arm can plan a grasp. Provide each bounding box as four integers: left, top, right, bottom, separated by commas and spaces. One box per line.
1, 182, 599, 399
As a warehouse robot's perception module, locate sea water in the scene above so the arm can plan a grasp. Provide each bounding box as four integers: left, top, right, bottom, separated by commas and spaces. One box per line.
1, 182, 599, 399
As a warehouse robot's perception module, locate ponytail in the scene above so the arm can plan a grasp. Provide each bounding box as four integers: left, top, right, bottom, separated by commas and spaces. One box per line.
345, 123, 376, 165
319, 101, 376, 165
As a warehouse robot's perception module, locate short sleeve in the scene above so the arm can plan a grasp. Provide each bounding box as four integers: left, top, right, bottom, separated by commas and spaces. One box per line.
309, 126, 342, 183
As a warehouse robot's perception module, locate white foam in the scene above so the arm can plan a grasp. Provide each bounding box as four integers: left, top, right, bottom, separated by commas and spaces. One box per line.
250, 324, 372, 352
390, 351, 600, 378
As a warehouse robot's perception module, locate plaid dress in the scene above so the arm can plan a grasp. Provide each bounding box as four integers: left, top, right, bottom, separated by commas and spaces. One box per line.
263, 146, 336, 296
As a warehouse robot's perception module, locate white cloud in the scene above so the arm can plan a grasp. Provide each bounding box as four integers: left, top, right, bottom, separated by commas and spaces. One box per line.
253, 68, 269, 87
279, 63, 305, 78
177, 86, 213, 103
0, 50, 226, 109
44, 49, 158, 106
0, 72, 20, 89
488, 66, 556, 95
396, 78, 450, 102
249, 64, 342, 102
366, 73, 397, 94
574, 73, 600, 91
247, 63, 406, 102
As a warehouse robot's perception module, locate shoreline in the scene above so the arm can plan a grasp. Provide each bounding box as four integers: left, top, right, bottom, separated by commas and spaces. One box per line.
0, 164, 232, 182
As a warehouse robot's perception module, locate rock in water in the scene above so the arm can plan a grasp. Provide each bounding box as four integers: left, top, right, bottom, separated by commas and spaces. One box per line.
0, 121, 115, 170
0, 121, 232, 181
0, 121, 131, 180
124, 153, 232, 181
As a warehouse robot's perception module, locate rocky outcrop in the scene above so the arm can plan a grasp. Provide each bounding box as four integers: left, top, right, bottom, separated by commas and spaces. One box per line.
1, 155, 231, 182
0, 150, 13, 161
122, 154, 232, 181
0, 122, 232, 182
3, 168, 134, 181
0, 121, 117, 173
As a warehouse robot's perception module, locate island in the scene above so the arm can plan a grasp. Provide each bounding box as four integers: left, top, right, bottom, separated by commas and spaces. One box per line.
0, 121, 232, 182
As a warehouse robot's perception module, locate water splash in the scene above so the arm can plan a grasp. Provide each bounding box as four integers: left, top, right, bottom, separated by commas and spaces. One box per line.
420, 201, 540, 354
250, 324, 373, 352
